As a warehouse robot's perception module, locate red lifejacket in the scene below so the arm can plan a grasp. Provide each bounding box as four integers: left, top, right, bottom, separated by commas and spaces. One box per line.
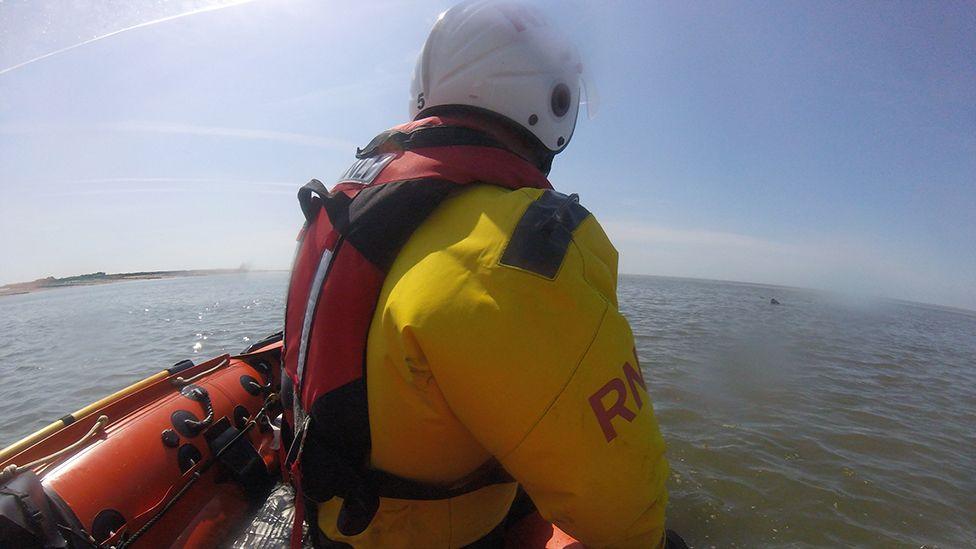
281, 115, 551, 538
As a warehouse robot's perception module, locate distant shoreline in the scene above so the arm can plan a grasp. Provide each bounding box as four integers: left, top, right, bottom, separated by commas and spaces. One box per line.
3, 269, 971, 316
0, 269, 282, 297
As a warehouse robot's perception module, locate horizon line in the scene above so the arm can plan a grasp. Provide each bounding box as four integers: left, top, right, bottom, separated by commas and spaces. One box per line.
4, 267, 973, 315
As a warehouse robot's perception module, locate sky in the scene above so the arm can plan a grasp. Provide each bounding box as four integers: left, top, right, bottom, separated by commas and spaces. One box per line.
1, 0, 974, 309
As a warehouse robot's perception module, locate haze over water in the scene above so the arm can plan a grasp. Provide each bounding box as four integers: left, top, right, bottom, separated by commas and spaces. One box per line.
0, 272, 973, 547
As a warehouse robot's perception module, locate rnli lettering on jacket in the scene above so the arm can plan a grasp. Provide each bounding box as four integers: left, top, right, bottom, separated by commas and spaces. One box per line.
283, 116, 669, 548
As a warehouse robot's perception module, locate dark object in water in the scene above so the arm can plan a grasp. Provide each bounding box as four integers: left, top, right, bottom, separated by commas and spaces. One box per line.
666, 528, 691, 548
770, 298, 781, 305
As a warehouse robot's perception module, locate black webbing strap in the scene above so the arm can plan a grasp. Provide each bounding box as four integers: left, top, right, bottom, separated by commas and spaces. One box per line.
301, 124, 516, 226
366, 460, 514, 501
356, 125, 506, 159
297, 178, 353, 226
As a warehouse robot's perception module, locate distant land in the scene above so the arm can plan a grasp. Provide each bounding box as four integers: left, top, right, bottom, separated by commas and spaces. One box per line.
3, 269, 971, 316
0, 268, 258, 297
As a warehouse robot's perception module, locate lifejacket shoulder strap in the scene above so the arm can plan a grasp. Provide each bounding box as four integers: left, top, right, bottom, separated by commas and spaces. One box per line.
355, 124, 508, 159
298, 176, 459, 271
298, 122, 520, 227
341, 179, 457, 270
297, 178, 352, 226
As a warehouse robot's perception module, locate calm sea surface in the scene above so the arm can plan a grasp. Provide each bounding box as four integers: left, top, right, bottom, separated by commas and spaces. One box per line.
1, 272, 973, 548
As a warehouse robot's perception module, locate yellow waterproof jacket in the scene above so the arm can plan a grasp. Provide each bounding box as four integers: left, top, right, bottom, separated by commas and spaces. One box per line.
317, 185, 669, 548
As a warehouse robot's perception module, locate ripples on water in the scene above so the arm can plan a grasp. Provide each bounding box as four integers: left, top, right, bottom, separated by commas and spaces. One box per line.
0, 273, 285, 447
1, 273, 973, 547
620, 276, 976, 548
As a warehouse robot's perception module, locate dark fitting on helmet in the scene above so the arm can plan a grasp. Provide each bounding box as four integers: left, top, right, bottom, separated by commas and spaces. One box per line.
550, 83, 571, 117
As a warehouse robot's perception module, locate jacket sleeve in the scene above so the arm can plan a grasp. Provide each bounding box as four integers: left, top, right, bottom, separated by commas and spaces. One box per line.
419, 212, 669, 548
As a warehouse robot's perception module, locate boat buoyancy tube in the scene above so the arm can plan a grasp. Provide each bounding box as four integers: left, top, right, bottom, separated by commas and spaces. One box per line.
0, 336, 285, 549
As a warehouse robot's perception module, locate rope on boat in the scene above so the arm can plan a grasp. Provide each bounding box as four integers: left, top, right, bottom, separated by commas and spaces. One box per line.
0, 415, 109, 482
171, 357, 230, 387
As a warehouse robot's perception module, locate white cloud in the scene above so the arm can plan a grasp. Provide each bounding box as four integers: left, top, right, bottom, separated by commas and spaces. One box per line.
0, 0, 260, 76
69, 177, 297, 188
107, 122, 355, 151
605, 223, 802, 256
38, 188, 294, 198
0, 121, 355, 151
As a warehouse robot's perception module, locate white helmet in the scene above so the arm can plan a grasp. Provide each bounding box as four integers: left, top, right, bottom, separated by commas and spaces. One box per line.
409, 1, 593, 153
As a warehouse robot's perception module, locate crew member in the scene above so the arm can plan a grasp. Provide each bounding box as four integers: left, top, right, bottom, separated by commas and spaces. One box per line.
281, 2, 685, 547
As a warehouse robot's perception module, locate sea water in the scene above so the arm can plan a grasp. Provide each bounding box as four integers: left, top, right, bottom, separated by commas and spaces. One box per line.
1, 272, 973, 547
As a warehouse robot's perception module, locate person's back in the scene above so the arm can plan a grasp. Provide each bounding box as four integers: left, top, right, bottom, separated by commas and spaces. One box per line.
282, 2, 684, 547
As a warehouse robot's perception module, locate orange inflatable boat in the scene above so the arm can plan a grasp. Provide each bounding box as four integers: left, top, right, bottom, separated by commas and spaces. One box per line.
0, 333, 581, 548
